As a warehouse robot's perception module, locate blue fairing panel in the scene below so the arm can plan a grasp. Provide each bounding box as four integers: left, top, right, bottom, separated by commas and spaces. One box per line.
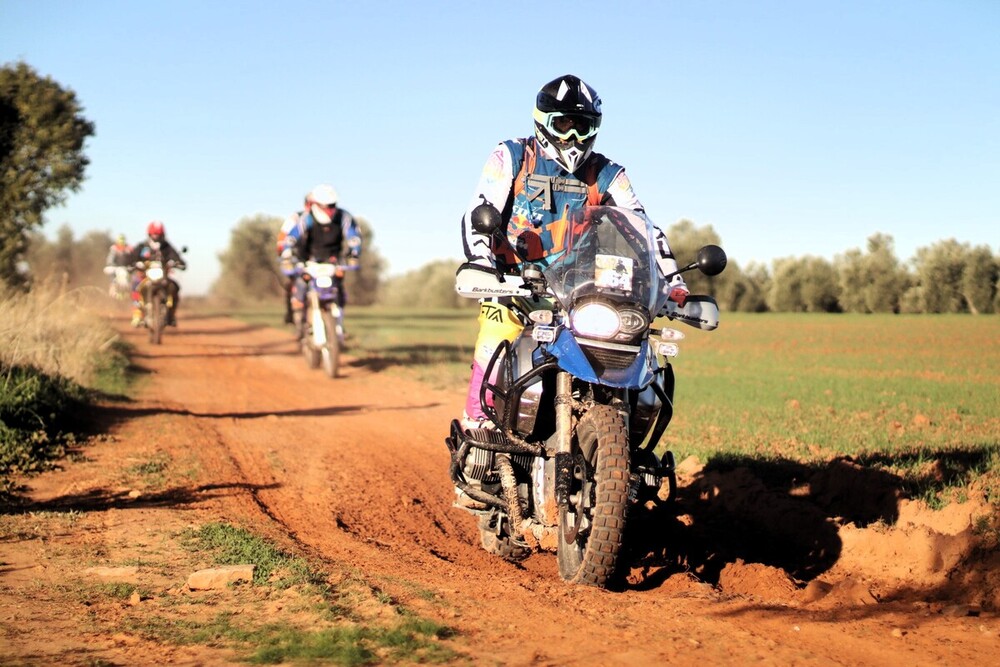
546, 329, 654, 389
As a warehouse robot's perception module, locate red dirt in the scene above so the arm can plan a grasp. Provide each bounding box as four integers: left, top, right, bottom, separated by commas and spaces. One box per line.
2, 314, 997, 665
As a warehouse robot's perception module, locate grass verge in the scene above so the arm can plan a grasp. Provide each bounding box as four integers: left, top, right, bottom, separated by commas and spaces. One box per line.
0, 282, 134, 496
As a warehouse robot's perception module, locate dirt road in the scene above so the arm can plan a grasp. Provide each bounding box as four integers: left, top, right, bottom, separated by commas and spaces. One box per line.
2, 315, 997, 665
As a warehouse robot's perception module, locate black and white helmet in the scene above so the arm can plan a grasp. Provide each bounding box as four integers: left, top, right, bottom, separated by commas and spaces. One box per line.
532, 74, 602, 174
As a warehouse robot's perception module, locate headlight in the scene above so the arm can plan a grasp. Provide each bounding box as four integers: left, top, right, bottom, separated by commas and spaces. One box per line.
146, 267, 164, 281
571, 302, 620, 338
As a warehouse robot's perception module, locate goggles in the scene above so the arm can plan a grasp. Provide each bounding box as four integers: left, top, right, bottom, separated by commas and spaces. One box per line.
536, 110, 601, 142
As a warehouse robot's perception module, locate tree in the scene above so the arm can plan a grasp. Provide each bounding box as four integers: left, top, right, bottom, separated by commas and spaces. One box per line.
342, 217, 386, 306
212, 214, 286, 304
835, 233, 910, 313
960, 245, 998, 315
663, 219, 725, 297
0, 61, 95, 290
767, 256, 840, 312
378, 259, 473, 309
910, 240, 970, 313
25, 226, 113, 291
724, 261, 771, 312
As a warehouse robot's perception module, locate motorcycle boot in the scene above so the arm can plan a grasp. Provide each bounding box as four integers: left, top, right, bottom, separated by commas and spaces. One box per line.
130, 307, 144, 328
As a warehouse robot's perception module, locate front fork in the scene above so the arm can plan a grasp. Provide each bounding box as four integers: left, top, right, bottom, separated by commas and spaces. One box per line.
553, 371, 574, 507
309, 292, 326, 345
550, 377, 676, 507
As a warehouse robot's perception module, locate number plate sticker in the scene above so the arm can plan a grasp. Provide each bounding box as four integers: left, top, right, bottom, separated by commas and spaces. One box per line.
595, 254, 634, 293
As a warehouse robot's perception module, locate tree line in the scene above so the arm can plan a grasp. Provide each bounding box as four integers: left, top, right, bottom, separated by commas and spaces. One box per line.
206, 214, 998, 315
4, 60, 998, 314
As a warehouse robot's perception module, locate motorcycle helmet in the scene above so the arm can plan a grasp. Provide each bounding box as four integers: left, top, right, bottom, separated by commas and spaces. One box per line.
533, 74, 602, 174
147, 221, 165, 243
308, 183, 338, 224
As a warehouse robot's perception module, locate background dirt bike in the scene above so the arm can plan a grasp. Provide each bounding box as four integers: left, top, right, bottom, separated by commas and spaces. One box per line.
447, 204, 727, 588
297, 261, 353, 379
136, 257, 184, 345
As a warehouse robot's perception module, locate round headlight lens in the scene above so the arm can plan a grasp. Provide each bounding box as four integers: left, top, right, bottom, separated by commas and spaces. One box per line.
571, 302, 620, 338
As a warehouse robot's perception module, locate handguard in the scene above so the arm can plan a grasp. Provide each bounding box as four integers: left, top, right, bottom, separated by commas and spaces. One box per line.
659, 295, 721, 331
455, 263, 531, 298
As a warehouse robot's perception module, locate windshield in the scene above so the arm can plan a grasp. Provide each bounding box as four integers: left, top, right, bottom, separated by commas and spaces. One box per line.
539, 207, 666, 314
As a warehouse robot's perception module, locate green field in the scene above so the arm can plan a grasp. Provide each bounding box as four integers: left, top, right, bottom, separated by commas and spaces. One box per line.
232, 305, 1000, 507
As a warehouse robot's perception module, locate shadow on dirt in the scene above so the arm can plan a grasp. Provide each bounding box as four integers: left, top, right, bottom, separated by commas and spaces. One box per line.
86, 401, 443, 425
130, 349, 300, 361
1, 481, 281, 516
164, 323, 269, 336
351, 345, 469, 371
622, 448, 997, 591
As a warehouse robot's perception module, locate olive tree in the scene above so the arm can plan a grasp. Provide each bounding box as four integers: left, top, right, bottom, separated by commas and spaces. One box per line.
211, 214, 286, 304
342, 217, 386, 306
835, 233, 911, 313
960, 245, 998, 315
909, 239, 972, 313
767, 256, 840, 312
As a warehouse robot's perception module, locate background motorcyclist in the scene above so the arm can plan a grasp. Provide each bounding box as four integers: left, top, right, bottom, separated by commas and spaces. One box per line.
280, 183, 362, 337
458, 74, 690, 432
103, 233, 132, 299
129, 221, 186, 327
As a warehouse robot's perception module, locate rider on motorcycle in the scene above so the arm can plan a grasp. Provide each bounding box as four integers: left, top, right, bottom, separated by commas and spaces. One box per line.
458, 74, 691, 432
104, 234, 132, 299
129, 221, 186, 327
280, 184, 362, 337
106, 234, 131, 267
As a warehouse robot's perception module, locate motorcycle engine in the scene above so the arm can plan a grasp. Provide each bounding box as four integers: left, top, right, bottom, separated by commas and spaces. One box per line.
462, 430, 533, 483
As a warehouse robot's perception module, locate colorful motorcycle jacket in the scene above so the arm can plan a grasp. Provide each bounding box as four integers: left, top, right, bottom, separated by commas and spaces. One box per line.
460, 137, 682, 282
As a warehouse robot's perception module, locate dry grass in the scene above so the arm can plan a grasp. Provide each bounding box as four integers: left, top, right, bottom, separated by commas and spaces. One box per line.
0, 278, 123, 388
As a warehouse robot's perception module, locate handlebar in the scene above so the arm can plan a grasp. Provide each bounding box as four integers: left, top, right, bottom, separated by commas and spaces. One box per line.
133, 259, 186, 271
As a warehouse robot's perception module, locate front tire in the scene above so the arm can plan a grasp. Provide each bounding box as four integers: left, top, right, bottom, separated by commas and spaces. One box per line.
556, 405, 630, 587
148, 295, 163, 345
320, 309, 340, 378
301, 305, 321, 369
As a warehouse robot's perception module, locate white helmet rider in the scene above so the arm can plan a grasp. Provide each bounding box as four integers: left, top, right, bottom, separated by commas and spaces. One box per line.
308, 184, 338, 224
532, 74, 603, 174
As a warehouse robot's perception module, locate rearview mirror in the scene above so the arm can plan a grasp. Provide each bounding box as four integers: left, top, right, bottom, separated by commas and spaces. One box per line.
696, 245, 727, 276
470, 203, 503, 235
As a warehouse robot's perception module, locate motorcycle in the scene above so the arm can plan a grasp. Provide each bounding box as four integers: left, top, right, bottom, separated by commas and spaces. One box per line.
136, 253, 184, 345
298, 261, 348, 379
446, 204, 727, 587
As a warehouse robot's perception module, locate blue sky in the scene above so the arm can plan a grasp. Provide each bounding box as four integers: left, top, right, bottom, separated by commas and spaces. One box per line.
2, 0, 997, 295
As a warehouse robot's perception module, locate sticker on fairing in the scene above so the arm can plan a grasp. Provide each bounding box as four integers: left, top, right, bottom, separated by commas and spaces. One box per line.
595, 255, 633, 293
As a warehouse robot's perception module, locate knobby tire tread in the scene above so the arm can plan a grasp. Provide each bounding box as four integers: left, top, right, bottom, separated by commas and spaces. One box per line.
563, 405, 629, 587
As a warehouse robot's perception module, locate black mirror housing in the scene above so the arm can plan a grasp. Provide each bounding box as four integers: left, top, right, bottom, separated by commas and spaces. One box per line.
470, 203, 503, 235
696, 245, 727, 276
